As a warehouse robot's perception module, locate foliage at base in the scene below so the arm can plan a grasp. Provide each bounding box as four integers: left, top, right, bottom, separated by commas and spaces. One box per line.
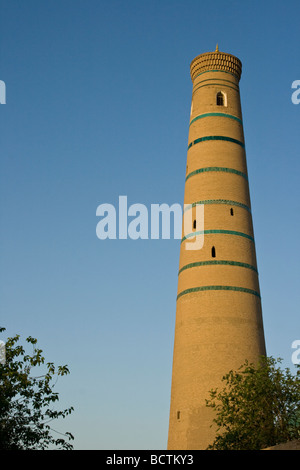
205, 356, 300, 450
0, 327, 74, 450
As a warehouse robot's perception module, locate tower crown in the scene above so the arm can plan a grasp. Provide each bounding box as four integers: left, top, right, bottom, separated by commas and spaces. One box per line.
190, 47, 242, 83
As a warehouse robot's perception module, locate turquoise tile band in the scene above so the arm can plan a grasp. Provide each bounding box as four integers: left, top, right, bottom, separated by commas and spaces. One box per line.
190, 112, 242, 126
193, 77, 238, 88
178, 260, 258, 276
185, 167, 248, 182
193, 82, 239, 94
177, 285, 261, 300
181, 229, 254, 243
193, 69, 239, 80
188, 135, 245, 150
183, 199, 251, 213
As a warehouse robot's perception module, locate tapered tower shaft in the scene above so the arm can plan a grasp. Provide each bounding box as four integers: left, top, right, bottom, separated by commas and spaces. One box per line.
168, 48, 266, 450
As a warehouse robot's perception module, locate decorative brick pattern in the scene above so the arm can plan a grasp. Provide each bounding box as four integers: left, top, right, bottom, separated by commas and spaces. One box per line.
190, 51, 242, 83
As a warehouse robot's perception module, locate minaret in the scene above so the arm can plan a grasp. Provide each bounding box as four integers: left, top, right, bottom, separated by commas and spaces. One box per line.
167, 47, 266, 450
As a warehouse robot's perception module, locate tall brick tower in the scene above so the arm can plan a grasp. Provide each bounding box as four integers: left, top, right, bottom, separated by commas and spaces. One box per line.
167, 47, 266, 450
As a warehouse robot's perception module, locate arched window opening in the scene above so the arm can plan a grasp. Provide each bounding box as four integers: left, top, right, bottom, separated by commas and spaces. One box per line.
211, 246, 216, 258
230, 208, 234, 216
216, 91, 226, 106
193, 219, 196, 230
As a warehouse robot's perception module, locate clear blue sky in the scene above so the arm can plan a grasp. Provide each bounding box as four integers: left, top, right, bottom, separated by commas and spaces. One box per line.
1, 0, 299, 450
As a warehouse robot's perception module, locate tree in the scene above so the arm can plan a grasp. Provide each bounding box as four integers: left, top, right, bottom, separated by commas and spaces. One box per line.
0, 327, 74, 450
205, 356, 300, 450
